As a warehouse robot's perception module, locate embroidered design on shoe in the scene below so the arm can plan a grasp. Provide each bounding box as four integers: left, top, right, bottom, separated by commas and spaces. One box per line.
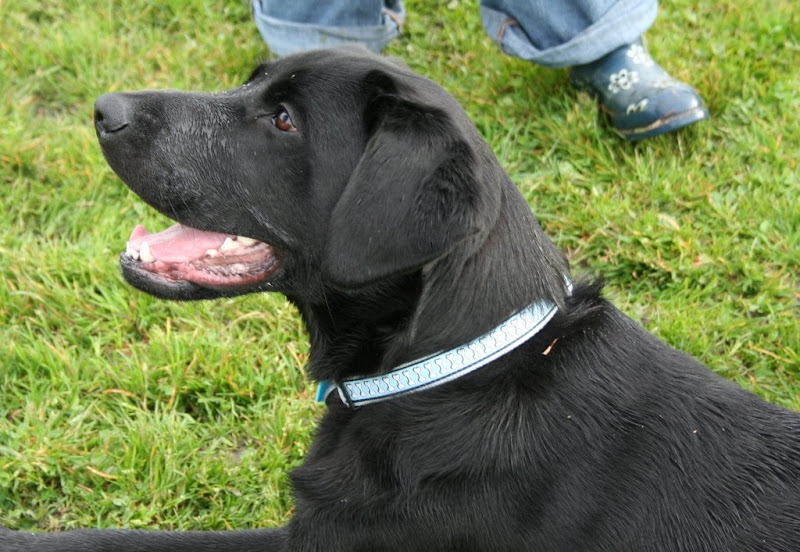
626, 44, 654, 67
626, 98, 649, 114
608, 70, 640, 94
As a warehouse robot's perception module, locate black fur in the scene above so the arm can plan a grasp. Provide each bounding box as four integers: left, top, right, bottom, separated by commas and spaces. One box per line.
3, 47, 798, 551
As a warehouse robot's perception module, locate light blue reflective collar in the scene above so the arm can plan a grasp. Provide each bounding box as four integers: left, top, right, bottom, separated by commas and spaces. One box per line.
316, 285, 568, 408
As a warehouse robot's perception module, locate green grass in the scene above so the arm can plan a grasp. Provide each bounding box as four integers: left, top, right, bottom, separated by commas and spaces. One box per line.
1, 0, 798, 532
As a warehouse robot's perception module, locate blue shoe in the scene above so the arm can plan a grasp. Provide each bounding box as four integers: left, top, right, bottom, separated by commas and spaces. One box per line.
569, 39, 709, 141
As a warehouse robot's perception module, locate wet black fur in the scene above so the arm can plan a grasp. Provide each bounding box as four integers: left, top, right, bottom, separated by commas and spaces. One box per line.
3, 47, 798, 551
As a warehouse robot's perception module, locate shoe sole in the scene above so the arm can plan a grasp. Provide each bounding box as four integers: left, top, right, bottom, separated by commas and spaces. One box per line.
615, 106, 709, 141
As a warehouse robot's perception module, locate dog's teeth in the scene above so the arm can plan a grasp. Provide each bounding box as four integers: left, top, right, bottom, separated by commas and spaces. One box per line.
204, 248, 219, 257
125, 242, 140, 260
237, 236, 257, 246
139, 242, 155, 263
220, 237, 241, 252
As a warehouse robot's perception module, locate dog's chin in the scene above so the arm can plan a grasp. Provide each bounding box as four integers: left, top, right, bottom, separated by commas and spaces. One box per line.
120, 256, 277, 300
119, 222, 281, 301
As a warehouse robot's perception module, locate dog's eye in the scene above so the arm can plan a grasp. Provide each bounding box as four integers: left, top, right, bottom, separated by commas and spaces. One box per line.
272, 107, 296, 132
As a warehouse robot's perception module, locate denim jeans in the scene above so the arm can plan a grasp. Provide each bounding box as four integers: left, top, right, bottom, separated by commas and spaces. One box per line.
252, 0, 405, 56
251, 0, 657, 67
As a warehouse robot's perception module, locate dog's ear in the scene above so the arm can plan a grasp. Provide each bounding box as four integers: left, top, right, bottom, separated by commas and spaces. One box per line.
322, 70, 496, 288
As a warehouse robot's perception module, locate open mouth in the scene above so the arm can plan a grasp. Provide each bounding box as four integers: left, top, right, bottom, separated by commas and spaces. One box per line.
122, 223, 280, 289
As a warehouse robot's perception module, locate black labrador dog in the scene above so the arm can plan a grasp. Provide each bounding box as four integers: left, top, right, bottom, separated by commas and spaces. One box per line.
3, 47, 799, 551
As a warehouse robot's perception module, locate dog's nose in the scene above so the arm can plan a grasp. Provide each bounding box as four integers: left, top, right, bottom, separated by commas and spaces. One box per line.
94, 93, 131, 135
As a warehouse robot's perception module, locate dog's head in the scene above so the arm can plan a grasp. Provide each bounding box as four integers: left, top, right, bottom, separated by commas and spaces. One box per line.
95, 47, 503, 302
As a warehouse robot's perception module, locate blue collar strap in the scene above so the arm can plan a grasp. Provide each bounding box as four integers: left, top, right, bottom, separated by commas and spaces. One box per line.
316, 286, 568, 408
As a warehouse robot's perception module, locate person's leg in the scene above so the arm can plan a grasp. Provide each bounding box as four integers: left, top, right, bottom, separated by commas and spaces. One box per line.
480, 0, 655, 68
251, 0, 404, 56
480, 0, 708, 140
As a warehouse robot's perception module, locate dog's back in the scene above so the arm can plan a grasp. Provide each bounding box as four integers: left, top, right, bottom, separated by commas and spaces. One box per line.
293, 282, 800, 551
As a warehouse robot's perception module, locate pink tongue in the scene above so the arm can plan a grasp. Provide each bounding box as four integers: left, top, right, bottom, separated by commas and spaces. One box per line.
128, 224, 233, 263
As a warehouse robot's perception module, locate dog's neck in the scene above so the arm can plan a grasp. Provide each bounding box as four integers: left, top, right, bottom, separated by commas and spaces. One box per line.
324, 282, 567, 407
298, 180, 569, 386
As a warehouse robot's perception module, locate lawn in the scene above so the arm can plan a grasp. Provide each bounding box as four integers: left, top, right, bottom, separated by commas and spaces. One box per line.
1, 0, 798, 532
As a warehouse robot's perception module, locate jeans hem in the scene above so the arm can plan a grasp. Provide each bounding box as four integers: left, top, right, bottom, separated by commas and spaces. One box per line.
480, 0, 658, 68
252, 0, 404, 56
